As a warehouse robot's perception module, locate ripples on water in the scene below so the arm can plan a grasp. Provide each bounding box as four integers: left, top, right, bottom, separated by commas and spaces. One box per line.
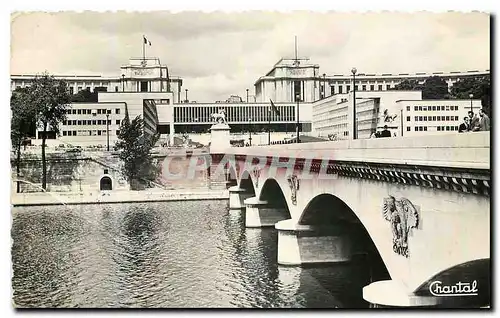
12, 201, 372, 308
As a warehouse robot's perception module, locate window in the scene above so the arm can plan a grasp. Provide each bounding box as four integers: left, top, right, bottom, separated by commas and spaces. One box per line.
423, 116, 427, 121
445, 106, 450, 111
97, 109, 101, 114
88, 120, 92, 125
407, 116, 411, 121
424, 126, 427, 131
386, 85, 391, 90
104, 169, 109, 174
455, 116, 459, 121
140, 81, 148, 92
362, 85, 366, 91
432, 106, 436, 111
69, 87, 74, 94
101, 109, 106, 114
378, 85, 383, 91
97, 120, 101, 125
356, 85, 360, 91
414, 106, 418, 111
370, 85, 374, 91
72, 120, 77, 125
330, 86, 335, 95
72, 109, 77, 114
433, 116, 436, 121
116, 130, 120, 135
63, 131, 67, 136
73, 131, 77, 136
107, 120, 111, 125
437, 116, 440, 121
419, 116, 423, 121
437, 126, 441, 131
407, 127, 411, 131
92, 120, 96, 125
414, 127, 418, 131
115, 86, 118, 92
98, 130, 102, 136
116, 120, 120, 125
418, 106, 422, 111
63, 120, 66, 125
77, 120, 81, 125
107, 110, 111, 114
423, 106, 427, 111
116, 109, 120, 114
446, 126, 450, 131
415, 116, 418, 121
407, 106, 410, 111
446, 116, 450, 121
338, 86, 343, 94
346, 85, 350, 92
77, 109, 82, 115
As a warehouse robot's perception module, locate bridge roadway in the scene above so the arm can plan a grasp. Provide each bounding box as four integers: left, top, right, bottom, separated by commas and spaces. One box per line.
214, 132, 490, 307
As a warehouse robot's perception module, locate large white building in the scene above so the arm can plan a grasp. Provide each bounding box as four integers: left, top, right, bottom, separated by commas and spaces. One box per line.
10, 55, 489, 148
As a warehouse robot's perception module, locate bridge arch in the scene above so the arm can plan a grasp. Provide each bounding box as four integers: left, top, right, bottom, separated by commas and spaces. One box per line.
299, 193, 391, 282
258, 178, 291, 218
226, 166, 238, 188
239, 170, 255, 197
412, 258, 490, 307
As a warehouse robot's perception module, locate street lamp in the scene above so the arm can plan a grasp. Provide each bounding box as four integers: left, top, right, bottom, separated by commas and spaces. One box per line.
322, 73, 326, 98
469, 93, 474, 113
121, 74, 125, 92
106, 113, 110, 151
248, 118, 252, 146
351, 67, 357, 140
246, 89, 249, 103
185, 89, 188, 103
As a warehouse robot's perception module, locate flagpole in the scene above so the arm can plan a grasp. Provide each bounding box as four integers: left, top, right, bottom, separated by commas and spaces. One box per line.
268, 107, 271, 145
295, 36, 300, 144
142, 35, 145, 62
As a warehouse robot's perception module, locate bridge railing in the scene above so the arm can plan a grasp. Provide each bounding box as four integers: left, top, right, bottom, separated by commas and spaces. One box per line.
223, 132, 490, 170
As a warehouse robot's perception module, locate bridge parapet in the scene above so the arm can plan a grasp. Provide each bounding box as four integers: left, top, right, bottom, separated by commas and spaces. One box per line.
223, 132, 489, 170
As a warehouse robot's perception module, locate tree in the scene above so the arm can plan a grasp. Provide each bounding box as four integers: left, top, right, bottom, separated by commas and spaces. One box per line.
392, 79, 422, 91
11, 87, 36, 193
450, 76, 491, 116
29, 73, 71, 190
114, 113, 159, 190
422, 76, 450, 100
70, 86, 107, 103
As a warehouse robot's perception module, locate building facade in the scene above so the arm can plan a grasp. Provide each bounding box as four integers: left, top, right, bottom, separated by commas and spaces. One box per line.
255, 58, 489, 103
11, 55, 489, 147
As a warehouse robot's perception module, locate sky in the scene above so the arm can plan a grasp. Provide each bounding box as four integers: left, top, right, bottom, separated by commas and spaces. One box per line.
10, 11, 490, 102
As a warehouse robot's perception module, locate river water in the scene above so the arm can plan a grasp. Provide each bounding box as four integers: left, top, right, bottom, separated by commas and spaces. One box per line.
12, 200, 373, 308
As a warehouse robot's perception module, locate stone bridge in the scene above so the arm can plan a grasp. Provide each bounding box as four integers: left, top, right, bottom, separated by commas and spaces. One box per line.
211, 132, 490, 307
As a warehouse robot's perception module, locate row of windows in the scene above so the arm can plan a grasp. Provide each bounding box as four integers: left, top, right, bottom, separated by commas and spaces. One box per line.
174, 106, 296, 123
407, 105, 460, 112
62, 130, 119, 136
408, 115, 460, 122
407, 126, 459, 132
63, 119, 120, 126
331, 84, 392, 95
66, 108, 120, 115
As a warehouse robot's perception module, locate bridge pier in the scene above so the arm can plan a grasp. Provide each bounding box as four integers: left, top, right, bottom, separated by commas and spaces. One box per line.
275, 219, 358, 266
228, 186, 254, 209
244, 197, 289, 228
363, 280, 442, 308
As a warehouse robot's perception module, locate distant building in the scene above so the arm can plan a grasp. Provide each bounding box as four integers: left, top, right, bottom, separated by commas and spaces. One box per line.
10, 55, 488, 147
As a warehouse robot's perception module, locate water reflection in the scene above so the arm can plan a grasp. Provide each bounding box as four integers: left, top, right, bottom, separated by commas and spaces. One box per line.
12, 201, 374, 308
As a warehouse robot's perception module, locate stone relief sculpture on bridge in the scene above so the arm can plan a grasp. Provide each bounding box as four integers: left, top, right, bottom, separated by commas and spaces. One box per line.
211, 109, 227, 124
382, 195, 420, 258
287, 175, 300, 205
253, 167, 261, 189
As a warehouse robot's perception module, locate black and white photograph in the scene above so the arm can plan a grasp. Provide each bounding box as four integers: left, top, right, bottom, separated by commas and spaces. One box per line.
8, 8, 491, 309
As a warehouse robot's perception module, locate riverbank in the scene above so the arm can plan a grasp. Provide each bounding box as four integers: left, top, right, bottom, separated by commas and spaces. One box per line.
11, 188, 229, 207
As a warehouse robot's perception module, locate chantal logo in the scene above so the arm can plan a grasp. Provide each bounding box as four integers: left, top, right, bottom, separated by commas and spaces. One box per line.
429, 280, 479, 297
